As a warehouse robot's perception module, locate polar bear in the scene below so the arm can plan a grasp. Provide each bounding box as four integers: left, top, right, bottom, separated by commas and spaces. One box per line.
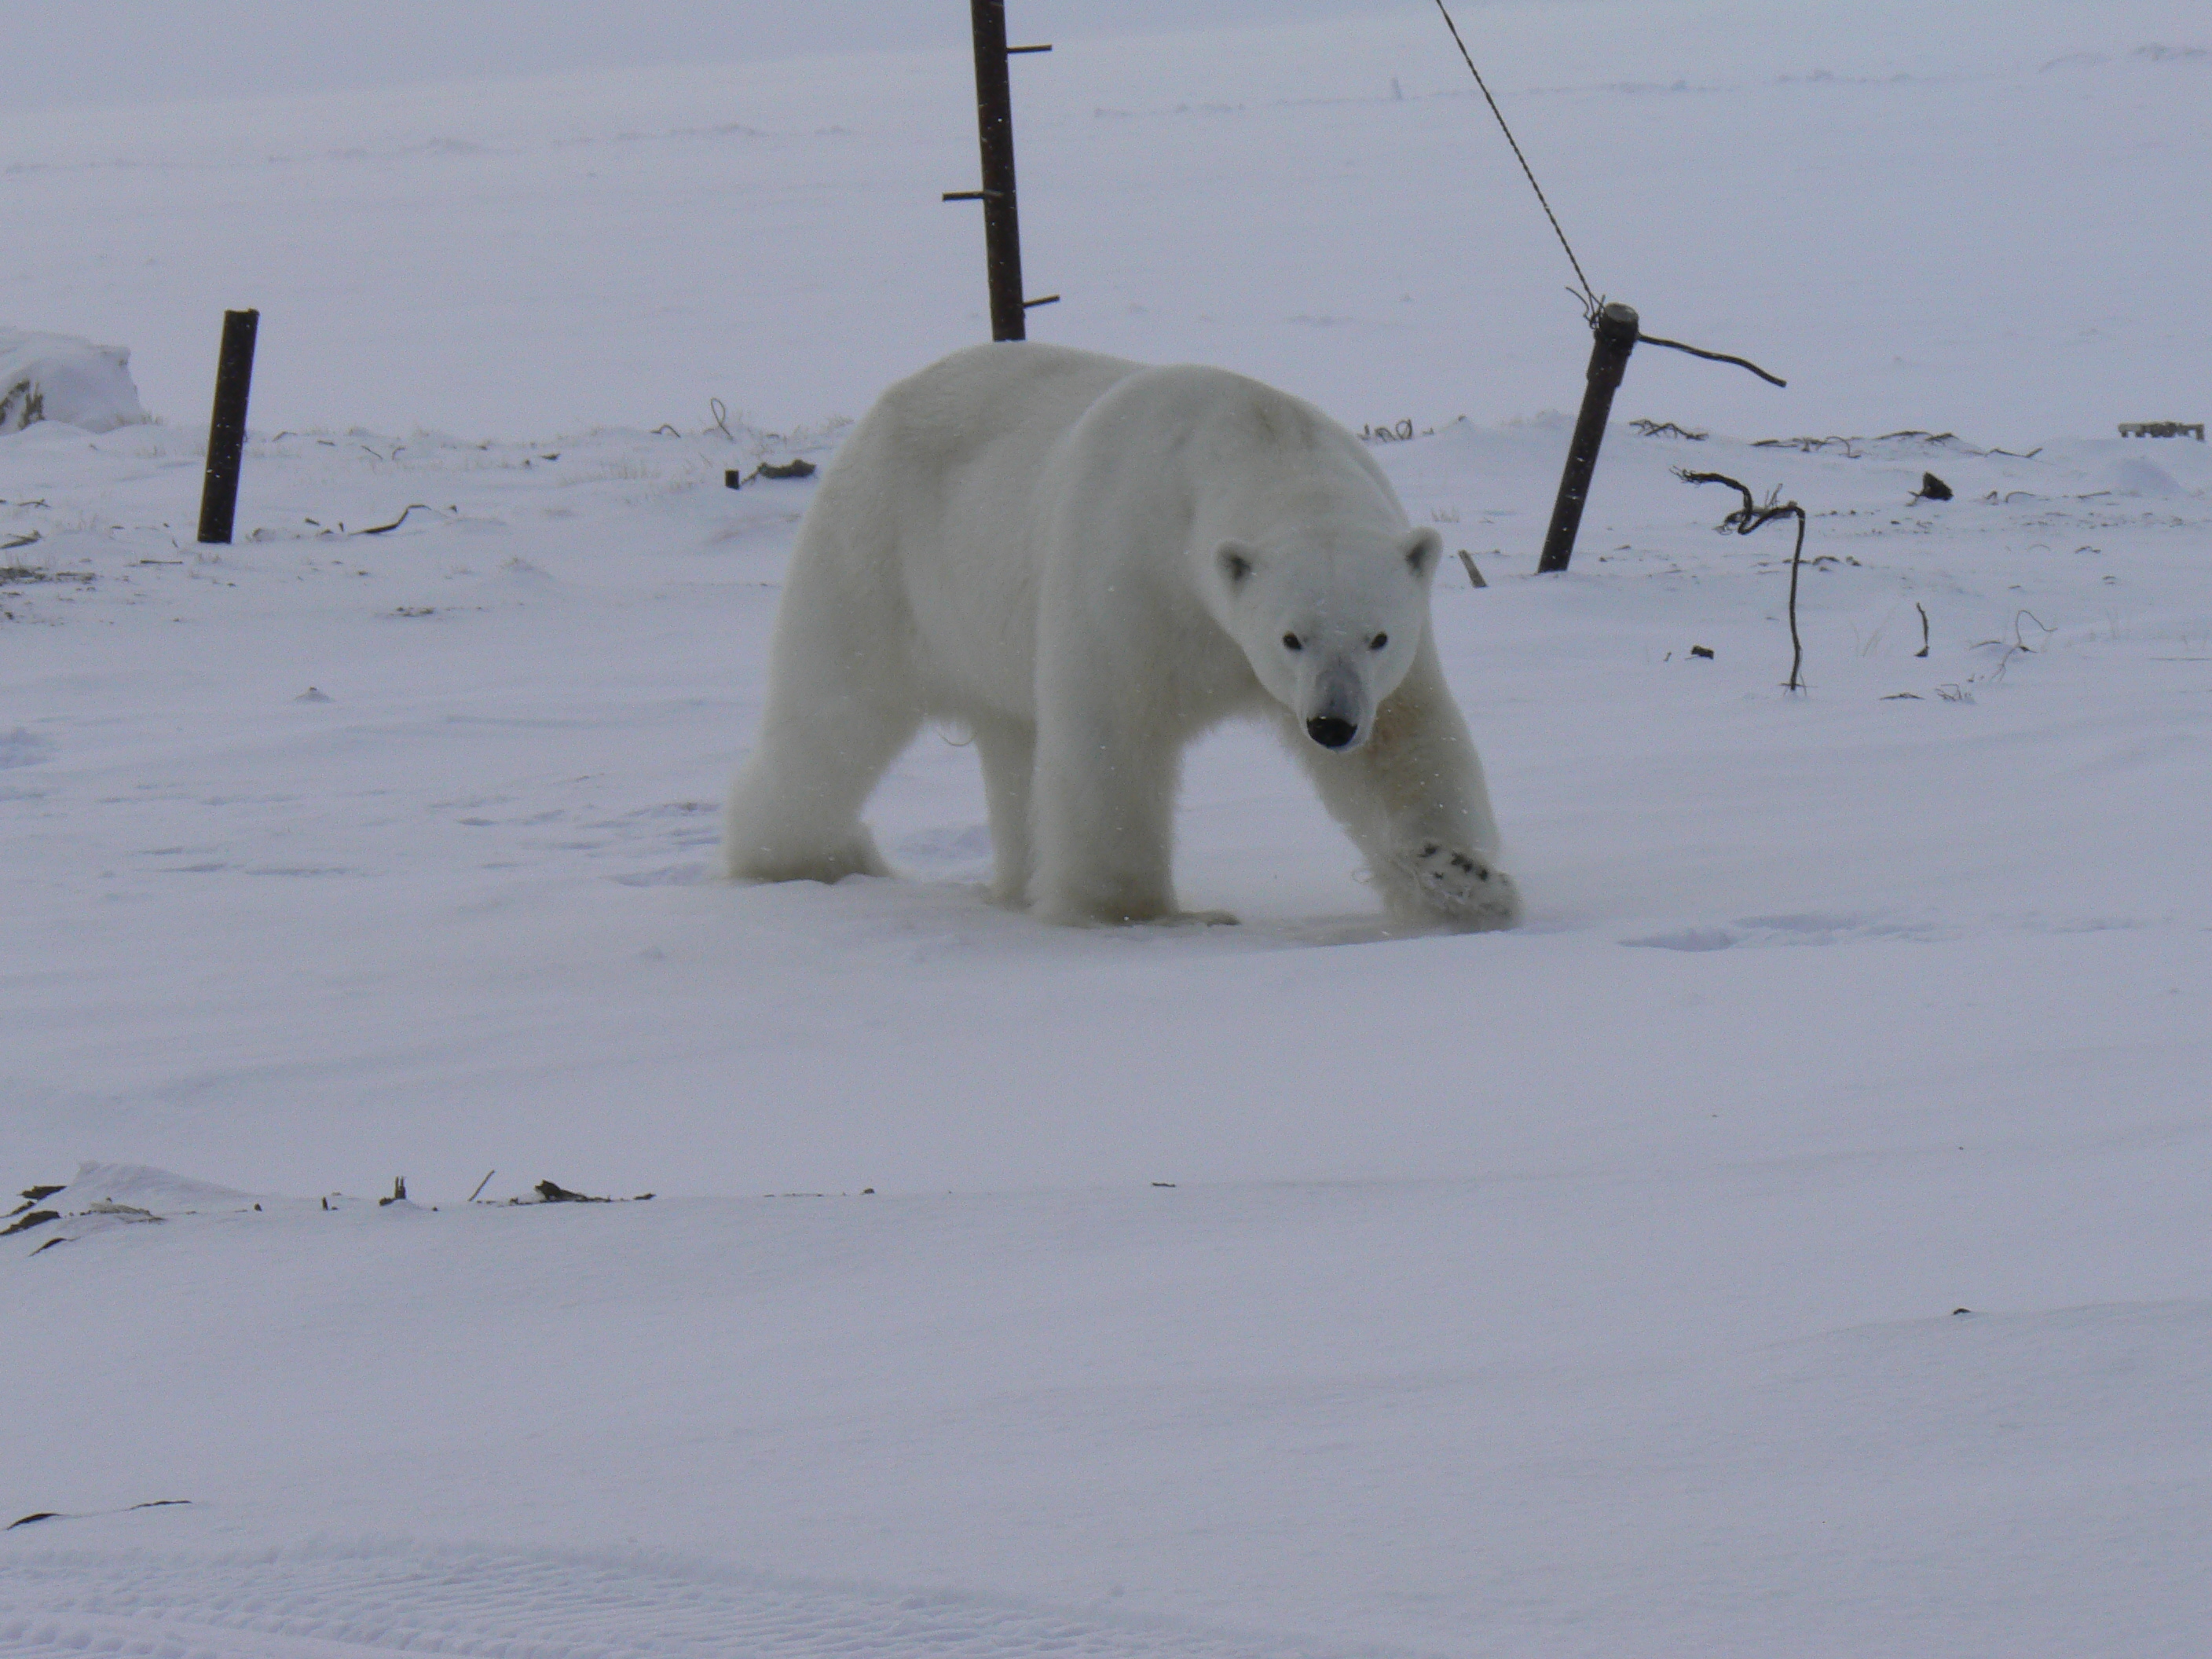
722, 343, 1518, 929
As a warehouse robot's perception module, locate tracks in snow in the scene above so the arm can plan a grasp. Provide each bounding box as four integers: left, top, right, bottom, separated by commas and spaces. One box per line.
0, 1541, 1362, 1659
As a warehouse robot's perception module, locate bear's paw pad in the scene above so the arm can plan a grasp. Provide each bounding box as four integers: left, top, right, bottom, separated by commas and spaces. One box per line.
1391, 841, 1520, 929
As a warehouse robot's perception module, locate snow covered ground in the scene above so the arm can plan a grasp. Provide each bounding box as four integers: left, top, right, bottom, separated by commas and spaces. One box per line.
5, 2, 2210, 1654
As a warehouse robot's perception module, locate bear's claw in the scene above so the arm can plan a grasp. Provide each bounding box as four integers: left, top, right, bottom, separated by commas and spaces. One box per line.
1388, 842, 1521, 930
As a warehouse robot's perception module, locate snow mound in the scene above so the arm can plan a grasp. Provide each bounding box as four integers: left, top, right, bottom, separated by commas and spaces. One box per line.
60, 1163, 256, 1211
2101, 454, 2184, 496
0, 329, 149, 434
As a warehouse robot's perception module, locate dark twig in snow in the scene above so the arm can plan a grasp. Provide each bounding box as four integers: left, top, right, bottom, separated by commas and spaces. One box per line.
1971, 610, 2056, 684
355, 504, 437, 537
513, 1179, 657, 1205
9, 1500, 190, 1531
8, 1185, 64, 1217
534, 1179, 605, 1203
1756, 435, 1861, 457
1675, 468, 1811, 692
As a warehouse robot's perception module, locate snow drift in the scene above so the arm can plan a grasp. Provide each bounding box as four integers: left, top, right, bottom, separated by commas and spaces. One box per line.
0, 328, 148, 434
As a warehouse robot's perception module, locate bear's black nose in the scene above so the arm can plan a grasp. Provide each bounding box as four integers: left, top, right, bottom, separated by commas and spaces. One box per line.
1306, 715, 1357, 749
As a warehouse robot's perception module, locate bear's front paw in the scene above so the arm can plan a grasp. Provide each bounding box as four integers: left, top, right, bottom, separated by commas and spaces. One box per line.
1386, 840, 1522, 931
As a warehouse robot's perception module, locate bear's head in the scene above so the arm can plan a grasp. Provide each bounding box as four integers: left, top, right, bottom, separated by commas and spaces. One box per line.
1214, 522, 1441, 751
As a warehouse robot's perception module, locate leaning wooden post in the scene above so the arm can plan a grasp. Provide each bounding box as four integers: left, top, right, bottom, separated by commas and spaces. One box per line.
944, 2, 1055, 342
196, 308, 260, 545
1536, 300, 1639, 574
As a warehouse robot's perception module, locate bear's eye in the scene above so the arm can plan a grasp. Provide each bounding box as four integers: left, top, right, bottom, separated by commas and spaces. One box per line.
1282, 633, 1303, 652
1369, 632, 1389, 650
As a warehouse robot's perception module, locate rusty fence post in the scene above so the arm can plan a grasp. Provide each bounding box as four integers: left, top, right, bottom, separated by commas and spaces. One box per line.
196, 309, 259, 545
1536, 301, 1639, 574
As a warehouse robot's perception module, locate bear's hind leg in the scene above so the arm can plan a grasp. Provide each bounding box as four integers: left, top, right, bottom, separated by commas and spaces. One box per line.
722, 659, 921, 886
972, 716, 1037, 907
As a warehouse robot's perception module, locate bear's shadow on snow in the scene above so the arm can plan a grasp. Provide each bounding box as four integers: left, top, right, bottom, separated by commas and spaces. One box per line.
764, 829, 1469, 953
891, 822, 995, 877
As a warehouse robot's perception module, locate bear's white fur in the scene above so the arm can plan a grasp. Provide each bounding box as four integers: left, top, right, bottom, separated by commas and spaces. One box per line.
723, 343, 1518, 929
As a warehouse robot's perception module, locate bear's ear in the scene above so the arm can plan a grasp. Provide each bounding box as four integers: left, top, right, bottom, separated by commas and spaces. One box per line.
1400, 526, 1442, 579
1217, 540, 1259, 589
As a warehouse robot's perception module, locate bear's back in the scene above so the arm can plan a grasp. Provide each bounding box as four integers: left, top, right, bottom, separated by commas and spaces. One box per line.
865, 342, 1145, 475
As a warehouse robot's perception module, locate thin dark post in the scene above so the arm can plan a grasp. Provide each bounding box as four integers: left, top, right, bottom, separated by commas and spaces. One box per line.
1536, 301, 1639, 574
969, 0, 1026, 341
196, 308, 259, 545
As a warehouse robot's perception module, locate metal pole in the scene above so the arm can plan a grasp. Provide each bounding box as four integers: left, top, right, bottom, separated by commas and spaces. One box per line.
1536, 301, 1639, 574
969, 0, 1026, 341
196, 308, 259, 545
